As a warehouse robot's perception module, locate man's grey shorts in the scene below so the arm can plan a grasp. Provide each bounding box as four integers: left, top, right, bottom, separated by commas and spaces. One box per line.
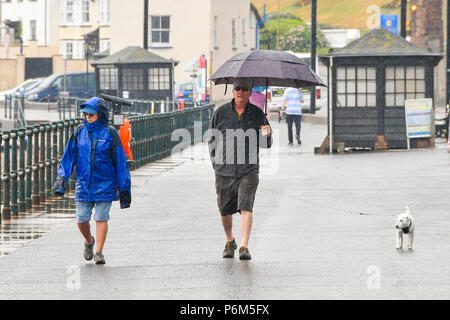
215, 173, 259, 216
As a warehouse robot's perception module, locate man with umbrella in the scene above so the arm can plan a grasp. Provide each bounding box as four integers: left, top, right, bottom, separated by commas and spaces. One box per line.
208, 78, 272, 260
209, 49, 325, 260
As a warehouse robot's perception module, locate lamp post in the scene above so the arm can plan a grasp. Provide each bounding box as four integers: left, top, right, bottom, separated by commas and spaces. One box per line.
83, 28, 99, 98
401, 0, 407, 38
310, 0, 317, 114
447, 0, 450, 105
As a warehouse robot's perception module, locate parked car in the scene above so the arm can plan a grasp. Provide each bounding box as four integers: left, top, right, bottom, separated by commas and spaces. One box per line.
14, 77, 45, 98
25, 72, 95, 102
266, 86, 326, 113
175, 82, 195, 103
0, 78, 44, 102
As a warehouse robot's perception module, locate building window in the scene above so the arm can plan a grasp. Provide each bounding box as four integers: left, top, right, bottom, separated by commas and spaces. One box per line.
61, 40, 85, 59
99, 0, 110, 25
99, 39, 110, 52
30, 20, 36, 41
213, 16, 218, 49
99, 67, 118, 90
82, 0, 90, 24
65, 42, 73, 59
242, 18, 247, 46
122, 68, 144, 90
250, 12, 255, 29
151, 16, 170, 44
149, 67, 170, 90
232, 17, 237, 49
336, 66, 377, 107
60, 0, 75, 25
385, 66, 426, 107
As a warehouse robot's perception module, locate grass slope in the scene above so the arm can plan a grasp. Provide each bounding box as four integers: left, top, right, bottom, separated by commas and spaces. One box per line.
252, 0, 400, 32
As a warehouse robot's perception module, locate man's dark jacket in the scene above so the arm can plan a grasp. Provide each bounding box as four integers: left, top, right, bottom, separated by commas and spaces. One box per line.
208, 99, 272, 178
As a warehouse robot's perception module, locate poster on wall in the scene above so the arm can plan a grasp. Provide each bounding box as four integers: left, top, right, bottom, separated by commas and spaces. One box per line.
404, 98, 433, 149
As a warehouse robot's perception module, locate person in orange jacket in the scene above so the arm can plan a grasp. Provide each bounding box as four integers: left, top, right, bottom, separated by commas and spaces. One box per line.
119, 118, 133, 161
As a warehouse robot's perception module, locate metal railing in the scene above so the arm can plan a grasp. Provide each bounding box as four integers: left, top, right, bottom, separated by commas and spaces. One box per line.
0, 103, 215, 223
129, 103, 214, 169
2, 95, 205, 127
2, 95, 27, 128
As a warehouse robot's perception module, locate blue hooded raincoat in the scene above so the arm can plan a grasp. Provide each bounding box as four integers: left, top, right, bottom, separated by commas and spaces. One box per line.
56, 97, 131, 202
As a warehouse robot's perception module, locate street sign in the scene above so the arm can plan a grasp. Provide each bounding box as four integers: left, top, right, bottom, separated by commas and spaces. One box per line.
380, 14, 399, 35
404, 98, 433, 149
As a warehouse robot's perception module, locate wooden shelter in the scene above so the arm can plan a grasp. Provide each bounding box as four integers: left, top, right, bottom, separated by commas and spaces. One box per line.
91, 46, 177, 100
318, 28, 443, 151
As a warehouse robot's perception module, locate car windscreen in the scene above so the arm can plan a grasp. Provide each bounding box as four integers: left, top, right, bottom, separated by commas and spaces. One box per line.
37, 75, 60, 88
22, 79, 41, 90
180, 83, 194, 91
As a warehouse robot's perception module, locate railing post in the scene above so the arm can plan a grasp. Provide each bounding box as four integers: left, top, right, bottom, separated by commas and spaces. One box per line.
39, 124, 46, 203
32, 125, 40, 207
2, 132, 11, 220
10, 129, 18, 215
18, 128, 26, 213
45, 123, 52, 199
25, 126, 33, 210
0, 132, 2, 212
68, 119, 76, 190
51, 123, 58, 192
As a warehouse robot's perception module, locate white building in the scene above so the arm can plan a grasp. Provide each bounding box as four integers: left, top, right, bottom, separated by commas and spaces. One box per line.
0, 0, 59, 47
109, 0, 262, 102
321, 29, 361, 49
59, 0, 111, 60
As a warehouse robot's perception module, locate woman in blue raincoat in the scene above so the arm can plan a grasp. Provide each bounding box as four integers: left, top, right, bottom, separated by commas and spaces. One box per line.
54, 97, 131, 265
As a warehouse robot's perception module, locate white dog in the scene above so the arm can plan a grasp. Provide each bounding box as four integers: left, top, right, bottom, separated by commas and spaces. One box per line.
395, 206, 415, 251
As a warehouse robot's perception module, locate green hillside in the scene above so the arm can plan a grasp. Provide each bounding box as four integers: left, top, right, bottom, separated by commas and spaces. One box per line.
252, 0, 401, 33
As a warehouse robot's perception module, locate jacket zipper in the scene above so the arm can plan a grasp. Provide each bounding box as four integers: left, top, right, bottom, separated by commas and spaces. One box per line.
88, 136, 98, 190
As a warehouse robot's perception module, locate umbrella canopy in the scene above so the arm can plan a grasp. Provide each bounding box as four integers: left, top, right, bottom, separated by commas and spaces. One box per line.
210, 50, 327, 88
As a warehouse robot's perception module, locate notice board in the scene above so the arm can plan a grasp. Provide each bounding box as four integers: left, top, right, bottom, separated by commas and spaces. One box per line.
404, 98, 433, 148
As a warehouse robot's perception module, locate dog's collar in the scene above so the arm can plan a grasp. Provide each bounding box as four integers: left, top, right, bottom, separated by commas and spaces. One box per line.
408, 219, 412, 229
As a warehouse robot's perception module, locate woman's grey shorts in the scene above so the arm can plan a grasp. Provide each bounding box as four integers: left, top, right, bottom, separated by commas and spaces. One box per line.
215, 173, 259, 216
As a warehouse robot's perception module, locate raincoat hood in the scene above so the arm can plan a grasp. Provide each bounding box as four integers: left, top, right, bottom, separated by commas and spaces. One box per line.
80, 97, 109, 124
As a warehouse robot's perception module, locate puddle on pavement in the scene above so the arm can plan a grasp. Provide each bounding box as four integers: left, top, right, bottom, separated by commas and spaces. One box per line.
0, 196, 76, 257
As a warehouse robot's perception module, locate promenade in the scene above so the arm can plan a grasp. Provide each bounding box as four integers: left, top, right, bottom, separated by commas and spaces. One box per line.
0, 114, 450, 300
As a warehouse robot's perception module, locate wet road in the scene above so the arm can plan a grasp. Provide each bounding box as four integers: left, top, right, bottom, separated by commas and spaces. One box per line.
0, 117, 450, 299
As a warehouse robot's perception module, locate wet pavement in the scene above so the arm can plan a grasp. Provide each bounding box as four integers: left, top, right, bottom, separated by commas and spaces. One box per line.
0, 198, 75, 256
0, 114, 449, 299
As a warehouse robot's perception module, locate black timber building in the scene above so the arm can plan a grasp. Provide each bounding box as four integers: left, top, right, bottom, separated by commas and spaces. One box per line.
91, 46, 177, 101
319, 28, 443, 150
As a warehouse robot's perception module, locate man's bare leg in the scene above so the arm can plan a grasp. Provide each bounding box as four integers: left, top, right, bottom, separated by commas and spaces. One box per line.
240, 210, 253, 248
220, 214, 234, 242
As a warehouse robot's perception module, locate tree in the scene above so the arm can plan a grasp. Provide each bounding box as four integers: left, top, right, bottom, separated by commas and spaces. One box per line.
259, 14, 328, 52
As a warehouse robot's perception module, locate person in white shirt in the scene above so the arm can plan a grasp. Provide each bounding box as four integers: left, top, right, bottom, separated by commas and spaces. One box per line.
281, 87, 304, 145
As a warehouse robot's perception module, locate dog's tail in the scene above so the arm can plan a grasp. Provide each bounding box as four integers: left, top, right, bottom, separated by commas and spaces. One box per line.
405, 205, 410, 214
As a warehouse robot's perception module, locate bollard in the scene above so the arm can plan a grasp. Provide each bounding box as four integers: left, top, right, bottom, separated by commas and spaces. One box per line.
18, 128, 26, 213
25, 126, 33, 210
2, 132, 11, 220
10, 130, 18, 215
32, 125, 40, 207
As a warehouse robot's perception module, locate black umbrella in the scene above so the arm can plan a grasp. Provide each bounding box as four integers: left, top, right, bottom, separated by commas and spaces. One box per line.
210, 50, 327, 114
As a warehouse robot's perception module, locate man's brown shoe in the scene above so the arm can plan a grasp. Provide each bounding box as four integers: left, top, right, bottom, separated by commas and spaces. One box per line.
222, 239, 237, 258
239, 246, 251, 260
